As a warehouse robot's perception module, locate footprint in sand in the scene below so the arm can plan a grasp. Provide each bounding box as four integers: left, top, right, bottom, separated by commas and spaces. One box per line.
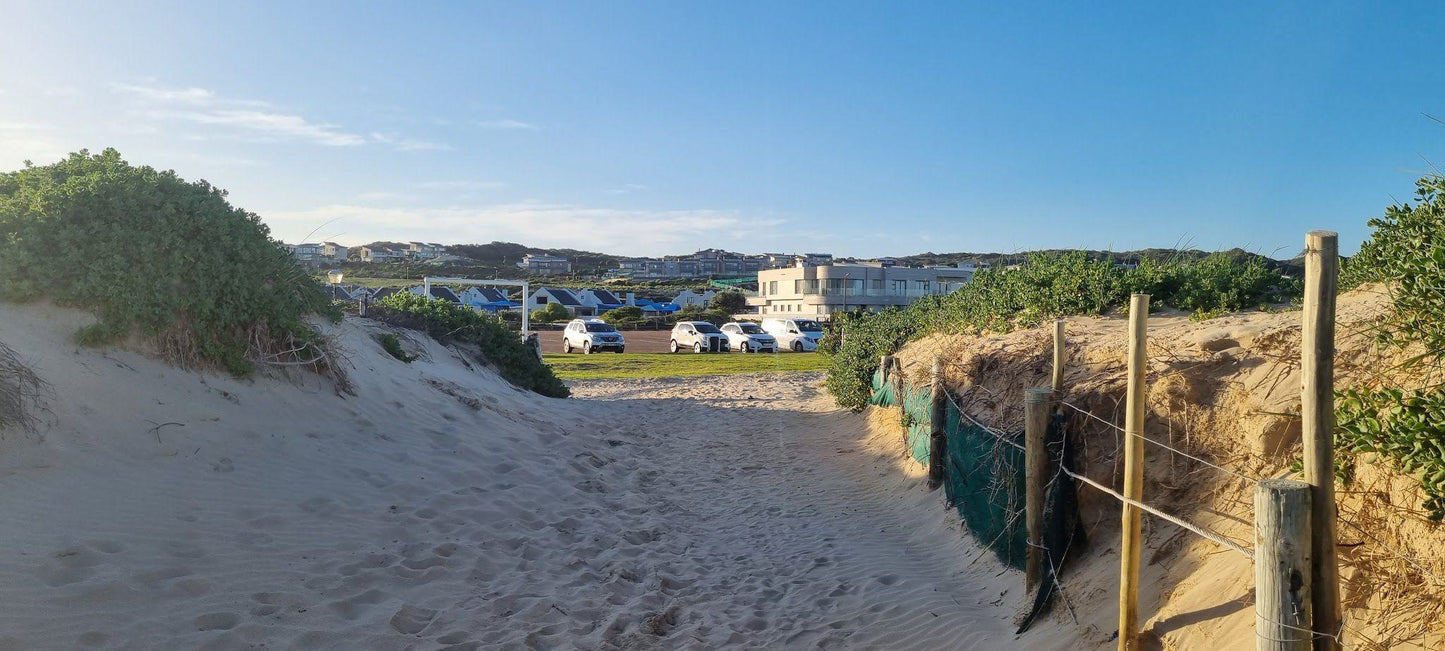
38, 547, 103, 587
389, 604, 438, 634
194, 612, 239, 631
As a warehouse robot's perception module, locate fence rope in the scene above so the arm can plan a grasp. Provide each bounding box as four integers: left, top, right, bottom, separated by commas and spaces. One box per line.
1058, 400, 1260, 485
943, 391, 1026, 452
1059, 461, 1254, 559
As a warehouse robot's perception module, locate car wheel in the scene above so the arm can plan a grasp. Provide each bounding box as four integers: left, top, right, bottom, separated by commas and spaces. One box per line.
670, 339, 679, 353
583, 341, 593, 354
616, 347, 625, 354
739, 341, 749, 353
563, 339, 572, 353
693, 342, 703, 353
792, 341, 803, 352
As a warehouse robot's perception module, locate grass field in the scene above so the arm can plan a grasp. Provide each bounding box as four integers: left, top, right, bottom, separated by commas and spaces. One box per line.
544, 352, 828, 380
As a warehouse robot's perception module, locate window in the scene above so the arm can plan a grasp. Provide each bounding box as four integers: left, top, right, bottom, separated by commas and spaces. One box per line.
916, 280, 930, 292
890, 280, 907, 294
769, 280, 778, 295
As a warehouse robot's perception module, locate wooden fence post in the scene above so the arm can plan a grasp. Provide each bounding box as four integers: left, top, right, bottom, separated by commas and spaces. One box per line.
880, 355, 893, 389
1052, 319, 1066, 394
1024, 387, 1054, 590
1302, 230, 1340, 650
1256, 478, 1314, 651
929, 358, 947, 491
1118, 293, 1150, 651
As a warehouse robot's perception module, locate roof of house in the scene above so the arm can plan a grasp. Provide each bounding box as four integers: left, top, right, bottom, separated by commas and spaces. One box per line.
426, 286, 462, 303
371, 286, 404, 299
540, 287, 581, 306
476, 287, 509, 302
323, 285, 354, 300
589, 289, 621, 304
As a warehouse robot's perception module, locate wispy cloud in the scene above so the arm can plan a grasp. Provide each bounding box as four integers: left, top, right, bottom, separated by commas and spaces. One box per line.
607, 183, 650, 195
263, 202, 783, 254
415, 180, 508, 191
477, 119, 537, 130
111, 82, 443, 151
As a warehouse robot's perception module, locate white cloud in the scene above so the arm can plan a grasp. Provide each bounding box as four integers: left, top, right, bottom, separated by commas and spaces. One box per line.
607, 183, 650, 195
111, 82, 443, 150
415, 180, 508, 191
261, 202, 785, 255
477, 119, 537, 130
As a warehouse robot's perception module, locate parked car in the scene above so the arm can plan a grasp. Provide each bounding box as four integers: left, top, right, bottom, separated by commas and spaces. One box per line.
670, 321, 730, 353
562, 318, 625, 354
761, 317, 825, 352
721, 322, 777, 353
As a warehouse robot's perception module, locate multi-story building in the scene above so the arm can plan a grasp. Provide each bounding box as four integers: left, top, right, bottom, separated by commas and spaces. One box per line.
358, 244, 409, 263
407, 242, 446, 260
614, 251, 808, 279
747, 261, 975, 319
320, 242, 349, 262
519, 254, 573, 275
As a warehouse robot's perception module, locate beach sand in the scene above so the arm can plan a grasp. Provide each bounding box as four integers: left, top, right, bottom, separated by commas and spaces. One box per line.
0, 303, 1054, 649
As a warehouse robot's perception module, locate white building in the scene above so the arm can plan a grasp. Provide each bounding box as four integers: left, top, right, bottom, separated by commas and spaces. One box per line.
671, 289, 717, 308
747, 261, 975, 319
519, 254, 572, 275
527, 287, 586, 315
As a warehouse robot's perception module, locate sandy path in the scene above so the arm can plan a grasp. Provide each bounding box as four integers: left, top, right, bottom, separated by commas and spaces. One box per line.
0, 307, 1022, 649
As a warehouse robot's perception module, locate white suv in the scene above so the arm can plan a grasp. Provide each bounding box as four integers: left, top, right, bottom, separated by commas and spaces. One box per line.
670, 321, 729, 353
562, 318, 626, 354
721, 322, 777, 353
761, 317, 825, 352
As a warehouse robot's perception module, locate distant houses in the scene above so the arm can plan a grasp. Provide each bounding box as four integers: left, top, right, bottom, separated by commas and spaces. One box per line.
519, 254, 572, 275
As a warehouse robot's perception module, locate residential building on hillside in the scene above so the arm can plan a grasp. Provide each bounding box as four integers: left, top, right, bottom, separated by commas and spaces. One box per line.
747, 261, 975, 319
577, 289, 627, 313
613, 250, 821, 279
358, 244, 409, 263
320, 242, 349, 262
408, 242, 447, 260
519, 254, 573, 275
282, 242, 323, 264
671, 289, 717, 308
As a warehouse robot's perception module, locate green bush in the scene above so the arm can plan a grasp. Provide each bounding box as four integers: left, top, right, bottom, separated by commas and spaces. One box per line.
532, 302, 571, 324
822, 251, 1300, 411
1332, 174, 1445, 519
371, 293, 568, 398
600, 305, 646, 328
376, 333, 416, 363
672, 305, 730, 326
0, 149, 338, 376
709, 290, 748, 314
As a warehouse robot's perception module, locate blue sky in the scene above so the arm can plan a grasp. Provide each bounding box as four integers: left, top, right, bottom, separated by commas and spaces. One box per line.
1, 1, 1441, 257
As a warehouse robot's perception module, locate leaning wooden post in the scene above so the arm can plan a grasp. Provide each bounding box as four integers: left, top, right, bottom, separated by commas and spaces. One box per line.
1118, 293, 1149, 651
1051, 319, 1066, 394
928, 358, 947, 491
880, 355, 894, 391
1024, 387, 1053, 591
1302, 230, 1340, 650
1256, 478, 1314, 651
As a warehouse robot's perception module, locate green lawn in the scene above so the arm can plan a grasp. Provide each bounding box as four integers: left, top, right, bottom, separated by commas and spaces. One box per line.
544, 352, 829, 380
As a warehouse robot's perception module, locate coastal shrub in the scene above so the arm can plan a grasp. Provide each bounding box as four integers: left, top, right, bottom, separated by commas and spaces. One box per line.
0, 149, 339, 376
532, 302, 571, 324
1332, 173, 1445, 519
376, 333, 417, 363
822, 251, 1300, 411
370, 293, 569, 398
709, 290, 748, 314
671, 305, 730, 326
600, 305, 646, 328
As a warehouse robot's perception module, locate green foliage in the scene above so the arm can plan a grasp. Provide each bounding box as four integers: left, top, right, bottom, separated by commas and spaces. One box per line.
532, 302, 571, 324
709, 290, 748, 314
371, 293, 568, 398
376, 333, 416, 363
823, 251, 1300, 411
672, 305, 731, 326
1337, 386, 1445, 519
600, 305, 646, 328
1331, 174, 1445, 518
0, 149, 337, 375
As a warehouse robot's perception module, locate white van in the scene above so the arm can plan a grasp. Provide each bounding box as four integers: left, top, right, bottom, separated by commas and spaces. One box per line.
761, 317, 824, 352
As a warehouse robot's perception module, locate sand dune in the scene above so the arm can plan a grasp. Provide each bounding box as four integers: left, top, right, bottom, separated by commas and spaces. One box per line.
0, 304, 1050, 649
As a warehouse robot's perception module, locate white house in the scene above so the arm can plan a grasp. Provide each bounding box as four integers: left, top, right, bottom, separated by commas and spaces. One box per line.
407, 242, 447, 260
576, 289, 627, 314
457, 287, 514, 309
671, 289, 717, 308
527, 287, 586, 316
407, 285, 463, 303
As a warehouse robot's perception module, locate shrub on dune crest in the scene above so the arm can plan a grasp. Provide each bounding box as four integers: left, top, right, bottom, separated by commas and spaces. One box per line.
0, 149, 339, 377
370, 292, 569, 398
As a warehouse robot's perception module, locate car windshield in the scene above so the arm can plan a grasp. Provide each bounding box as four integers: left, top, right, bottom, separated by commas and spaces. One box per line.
739, 323, 763, 334
584, 323, 616, 333
796, 320, 823, 332
693, 323, 721, 334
